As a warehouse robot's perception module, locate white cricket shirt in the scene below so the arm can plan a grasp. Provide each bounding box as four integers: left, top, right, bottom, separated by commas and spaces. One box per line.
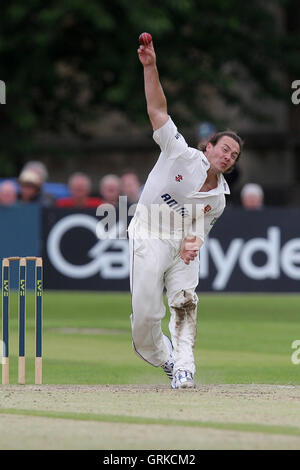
134, 117, 230, 240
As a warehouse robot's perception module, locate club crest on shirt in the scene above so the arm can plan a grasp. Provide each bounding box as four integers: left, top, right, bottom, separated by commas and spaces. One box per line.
175, 174, 183, 182
204, 204, 211, 214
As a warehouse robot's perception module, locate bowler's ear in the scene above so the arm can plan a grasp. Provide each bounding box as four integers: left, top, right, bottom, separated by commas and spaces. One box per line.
205, 142, 213, 153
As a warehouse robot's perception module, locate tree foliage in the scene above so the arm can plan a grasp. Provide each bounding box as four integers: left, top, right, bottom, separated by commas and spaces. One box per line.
0, 0, 299, 174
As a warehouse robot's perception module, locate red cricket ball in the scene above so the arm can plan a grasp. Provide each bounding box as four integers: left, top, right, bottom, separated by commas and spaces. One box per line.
139, 32, 152, 46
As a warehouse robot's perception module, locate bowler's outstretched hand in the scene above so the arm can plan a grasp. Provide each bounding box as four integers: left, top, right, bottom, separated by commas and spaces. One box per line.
138, 41, 156, 67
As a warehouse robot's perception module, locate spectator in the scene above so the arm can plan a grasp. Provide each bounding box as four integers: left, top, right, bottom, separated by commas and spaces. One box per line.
18, 169, 55, 206
21, 159, 69, 200
56, 172, 103, 208
21, 161, 48, 184
0, 181, 18, 206
99, 174, 121, 208
121, 171, 141, 204
240, 183, 264, 210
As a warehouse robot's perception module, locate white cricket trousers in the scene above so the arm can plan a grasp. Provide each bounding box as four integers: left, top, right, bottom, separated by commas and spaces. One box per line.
128, 217, 199, 375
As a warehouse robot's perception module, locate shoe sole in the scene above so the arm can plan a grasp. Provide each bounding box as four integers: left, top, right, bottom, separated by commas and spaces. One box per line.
171, 372, 196, 389
171, 381, 195, 389
179, 382, 195, 389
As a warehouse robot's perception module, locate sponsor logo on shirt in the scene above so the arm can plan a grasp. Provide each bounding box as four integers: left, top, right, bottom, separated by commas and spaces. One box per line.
161, 193, 189, 217
210, 217, 218, 226
204, 204, 211, 214
175, 133, 181, 140
175, 174, 183, 182
202, 158, 209, 166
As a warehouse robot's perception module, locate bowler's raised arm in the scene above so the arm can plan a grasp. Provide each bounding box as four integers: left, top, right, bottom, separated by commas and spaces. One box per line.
137, 40, 168, 131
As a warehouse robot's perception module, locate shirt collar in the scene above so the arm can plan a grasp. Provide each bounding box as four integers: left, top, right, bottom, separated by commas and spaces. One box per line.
219, 173, 230, 195
199, 151, 210, 170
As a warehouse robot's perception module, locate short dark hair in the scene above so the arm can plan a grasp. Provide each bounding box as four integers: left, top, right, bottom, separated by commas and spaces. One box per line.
198, 131, 244, 173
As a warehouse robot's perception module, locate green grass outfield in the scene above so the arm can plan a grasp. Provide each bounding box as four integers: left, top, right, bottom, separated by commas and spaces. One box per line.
1, 292, 300, 450
3, 291, 300, 385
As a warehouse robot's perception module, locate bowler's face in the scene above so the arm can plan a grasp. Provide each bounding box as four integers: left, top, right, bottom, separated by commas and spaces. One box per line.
206, 136, 240, 173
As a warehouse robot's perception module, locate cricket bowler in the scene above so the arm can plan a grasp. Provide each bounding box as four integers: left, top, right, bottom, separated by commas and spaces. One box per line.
128, 35, 243, 389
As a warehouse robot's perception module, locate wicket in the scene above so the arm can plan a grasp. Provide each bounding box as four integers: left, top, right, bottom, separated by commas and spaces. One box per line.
2, 256, 43, 385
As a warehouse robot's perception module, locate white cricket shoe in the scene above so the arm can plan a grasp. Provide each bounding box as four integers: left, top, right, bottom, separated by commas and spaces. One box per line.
161, 334, 174, 381
171, 370, 195, 389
